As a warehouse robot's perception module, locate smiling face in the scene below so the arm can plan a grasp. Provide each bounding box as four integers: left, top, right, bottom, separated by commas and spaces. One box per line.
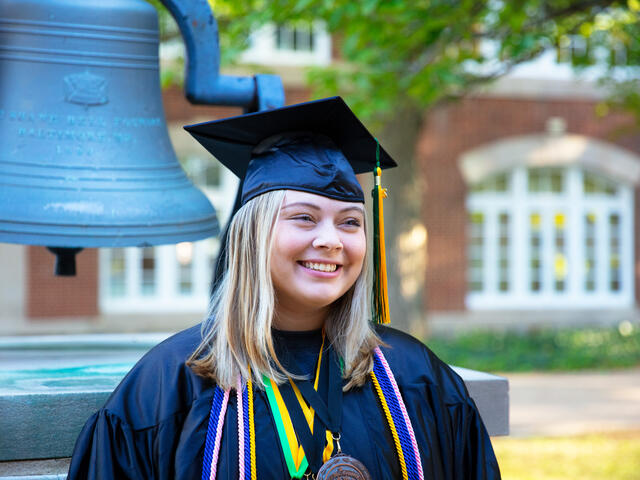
270, 190, 367, 324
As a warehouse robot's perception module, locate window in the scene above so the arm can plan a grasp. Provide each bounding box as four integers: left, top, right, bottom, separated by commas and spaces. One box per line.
584, 171, 618, 196
466, 167, 633, 309
529, 212, 542, 292
553, 213, 568, 292
528, 167, 564, 193
584, 212, 596, 292
556, 34, 637, 67
240, 22, 331, 66
176, 242, 194, 295
497, 212, 510, 292
109, 248, 126, 298
610, 214, 621, 292
470, 172, 509, 193
467, 212, 484, 292
275, 24, 315, 52
140, 247, 156, 296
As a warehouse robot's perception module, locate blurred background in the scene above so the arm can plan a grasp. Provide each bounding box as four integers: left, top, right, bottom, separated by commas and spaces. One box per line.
1, 0, 640, 478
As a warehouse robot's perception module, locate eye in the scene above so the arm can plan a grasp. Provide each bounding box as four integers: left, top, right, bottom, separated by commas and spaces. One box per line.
291, 214, 315, 223
343, 218, 362, 227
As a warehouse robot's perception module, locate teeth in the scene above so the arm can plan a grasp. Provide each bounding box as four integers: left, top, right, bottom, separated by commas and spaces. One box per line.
302, 261, 337, 272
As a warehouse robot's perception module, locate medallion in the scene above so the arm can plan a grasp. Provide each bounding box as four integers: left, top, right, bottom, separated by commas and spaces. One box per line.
316, 453, 372, 480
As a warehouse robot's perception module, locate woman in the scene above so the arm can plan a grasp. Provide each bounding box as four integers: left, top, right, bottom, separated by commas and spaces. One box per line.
68, 97, 500, 479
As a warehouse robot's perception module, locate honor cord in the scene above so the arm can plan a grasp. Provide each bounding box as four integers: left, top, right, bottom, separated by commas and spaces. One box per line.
248, 378, 257, 479
376, 348, 423, 479
202, 386, 229, 480
370, 371, 407, 480
237, 376, 255, 480
372, 347, 424, 480
237, 376, 245, 480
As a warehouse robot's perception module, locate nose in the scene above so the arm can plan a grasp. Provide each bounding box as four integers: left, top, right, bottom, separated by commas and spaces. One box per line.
312, 222, 343, 251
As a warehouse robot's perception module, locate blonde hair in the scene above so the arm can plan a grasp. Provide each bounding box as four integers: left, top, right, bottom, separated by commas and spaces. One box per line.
188, 190, 380, 391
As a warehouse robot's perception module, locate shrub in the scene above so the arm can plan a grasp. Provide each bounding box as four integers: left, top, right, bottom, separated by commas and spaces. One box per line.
425, 324, 640, 372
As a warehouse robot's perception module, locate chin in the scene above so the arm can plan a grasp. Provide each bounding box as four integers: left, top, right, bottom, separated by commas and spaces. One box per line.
298, 290, 345, 309
302, 296, 340, 309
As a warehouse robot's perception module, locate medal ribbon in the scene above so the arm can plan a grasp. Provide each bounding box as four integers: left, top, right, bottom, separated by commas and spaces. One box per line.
263, 333, 336, 478
277, 344, 342, 474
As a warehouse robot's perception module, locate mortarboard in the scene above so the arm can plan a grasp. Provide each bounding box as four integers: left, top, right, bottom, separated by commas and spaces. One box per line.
183, 96, 396, 206
184, 96, 393, 324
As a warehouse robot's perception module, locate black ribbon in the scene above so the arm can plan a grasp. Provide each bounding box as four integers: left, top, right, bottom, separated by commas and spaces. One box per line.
278, 345, 343, 474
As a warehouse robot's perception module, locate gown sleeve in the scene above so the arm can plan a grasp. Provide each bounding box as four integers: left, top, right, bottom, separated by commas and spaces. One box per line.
449, 398, 501, 480
67, 408, 154, 480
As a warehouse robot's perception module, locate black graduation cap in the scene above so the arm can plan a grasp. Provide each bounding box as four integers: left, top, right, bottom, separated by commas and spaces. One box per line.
183, 96, 396, 206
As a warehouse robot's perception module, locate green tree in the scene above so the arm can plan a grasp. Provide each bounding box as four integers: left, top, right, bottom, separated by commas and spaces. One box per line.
203, 0, 640, 119
155, 0, 640, 330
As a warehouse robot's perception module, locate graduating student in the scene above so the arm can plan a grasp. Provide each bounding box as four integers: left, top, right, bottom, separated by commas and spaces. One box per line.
68, 97, 501, 480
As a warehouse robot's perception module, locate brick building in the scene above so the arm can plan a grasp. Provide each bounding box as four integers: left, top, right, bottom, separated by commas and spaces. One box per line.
1, 25, 638, 334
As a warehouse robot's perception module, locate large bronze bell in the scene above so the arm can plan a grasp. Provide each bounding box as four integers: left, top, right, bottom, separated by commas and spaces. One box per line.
0, 0, 231, 274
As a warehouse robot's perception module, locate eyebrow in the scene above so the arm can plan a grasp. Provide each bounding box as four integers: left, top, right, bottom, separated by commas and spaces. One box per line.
282, 202, 365, 215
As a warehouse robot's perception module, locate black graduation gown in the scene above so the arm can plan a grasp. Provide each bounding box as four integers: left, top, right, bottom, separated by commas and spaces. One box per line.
67, 324, 501, 479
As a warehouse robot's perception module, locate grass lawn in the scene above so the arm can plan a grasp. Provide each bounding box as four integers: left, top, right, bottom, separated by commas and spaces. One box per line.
492, 431, 640, 480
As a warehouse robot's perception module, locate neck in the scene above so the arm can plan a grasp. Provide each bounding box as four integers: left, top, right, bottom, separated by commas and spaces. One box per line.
273, 301, 329, 331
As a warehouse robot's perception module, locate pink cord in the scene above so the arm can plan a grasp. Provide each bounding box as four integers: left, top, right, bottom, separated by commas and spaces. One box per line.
375, 347, 424, 480
209, 389, 230, 480
236, 376, 246, 480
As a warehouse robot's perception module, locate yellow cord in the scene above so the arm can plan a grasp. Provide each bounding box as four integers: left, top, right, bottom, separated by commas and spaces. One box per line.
248, 378, 256, 478
371, 371, 408, 480
375, 167, 390, 324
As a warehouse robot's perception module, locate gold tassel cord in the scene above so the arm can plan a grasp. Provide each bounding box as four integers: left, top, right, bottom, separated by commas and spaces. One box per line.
372, 143, 390, 324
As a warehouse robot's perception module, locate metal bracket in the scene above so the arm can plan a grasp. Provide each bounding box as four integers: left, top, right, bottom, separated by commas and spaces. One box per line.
160, 0, 285, 112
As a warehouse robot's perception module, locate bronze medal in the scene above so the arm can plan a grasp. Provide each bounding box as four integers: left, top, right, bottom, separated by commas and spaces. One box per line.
315, 453, 372, 480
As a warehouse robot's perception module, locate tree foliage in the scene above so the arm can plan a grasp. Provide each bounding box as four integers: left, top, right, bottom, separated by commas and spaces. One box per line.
155, 0, 640, 124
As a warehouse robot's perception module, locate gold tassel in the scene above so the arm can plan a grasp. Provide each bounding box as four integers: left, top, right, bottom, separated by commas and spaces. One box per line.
372, 145, 391, 324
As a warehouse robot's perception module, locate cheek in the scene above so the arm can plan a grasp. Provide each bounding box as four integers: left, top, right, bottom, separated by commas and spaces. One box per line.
270, 226, 304, 270
346, 233, 367, 270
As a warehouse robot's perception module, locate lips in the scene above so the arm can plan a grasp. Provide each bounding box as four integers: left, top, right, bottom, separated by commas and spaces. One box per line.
299, 261, 339, 273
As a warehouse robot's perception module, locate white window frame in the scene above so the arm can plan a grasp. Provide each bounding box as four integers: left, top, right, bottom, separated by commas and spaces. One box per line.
466, 166, 634, 309
240, 21, 331, 67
